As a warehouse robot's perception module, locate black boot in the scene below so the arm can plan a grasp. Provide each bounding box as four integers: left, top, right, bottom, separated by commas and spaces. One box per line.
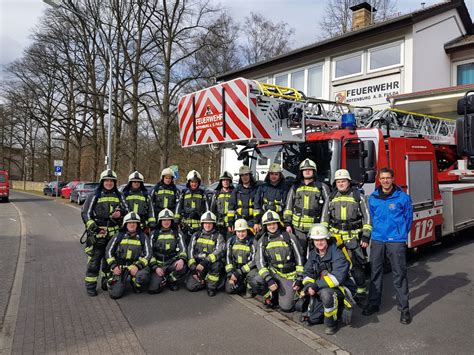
168, 282, 180, 291
207, 288, 216, 297
400, 309, 412, 324
86, 288, 97, 297
101, 277, 108, 291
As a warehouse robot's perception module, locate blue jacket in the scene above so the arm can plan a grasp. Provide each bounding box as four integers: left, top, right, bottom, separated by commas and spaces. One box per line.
368, 186, 413, 243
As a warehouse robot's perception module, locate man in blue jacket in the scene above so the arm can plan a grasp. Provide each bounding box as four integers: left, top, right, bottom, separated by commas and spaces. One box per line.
363, 168, 413, 324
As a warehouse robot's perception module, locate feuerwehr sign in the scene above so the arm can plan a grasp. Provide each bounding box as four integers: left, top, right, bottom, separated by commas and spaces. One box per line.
333, 73, 401, 107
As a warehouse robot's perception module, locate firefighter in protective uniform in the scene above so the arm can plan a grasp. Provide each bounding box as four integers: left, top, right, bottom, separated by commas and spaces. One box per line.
321, 169, 372, 302
301, 224, 356, 335
175, 170, 209, 244
225, 219, 257, 297
105, 212, 151, 299
81, 169, 128, 296
148, 209, 187, 293
210, 171, 234, 238
151, 167, 179, 217
253, 163, 289, 234
227, 165, 258, 232
122, 171, 156, 231
284, 159, 330, 257
186, 212, 225, 297
251, 211, 304, 312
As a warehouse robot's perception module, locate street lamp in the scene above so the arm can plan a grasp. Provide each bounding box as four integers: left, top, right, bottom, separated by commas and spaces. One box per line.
43, 0, 114, 171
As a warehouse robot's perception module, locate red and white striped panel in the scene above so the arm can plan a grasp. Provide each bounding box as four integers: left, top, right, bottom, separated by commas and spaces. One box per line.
178, 78, 255, 147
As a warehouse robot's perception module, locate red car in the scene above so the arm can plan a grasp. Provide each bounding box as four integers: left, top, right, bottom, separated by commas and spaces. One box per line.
0, 170, 9, 202
61, 180, 79, 199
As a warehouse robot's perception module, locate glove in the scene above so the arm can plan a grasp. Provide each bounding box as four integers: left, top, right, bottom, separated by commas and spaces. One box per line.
87, 221, 99, 232
199, 259, 210, 272
361, 230, 371, 244
267, 279, 277, 288
341, 306, 352, 325
310, 284, 319, 294
232, 269, 242, 281
293, 278, 303, 290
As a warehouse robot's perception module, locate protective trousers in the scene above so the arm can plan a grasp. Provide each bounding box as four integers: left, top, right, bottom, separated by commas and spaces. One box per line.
346, 245, 367, 296
225, 268, 258, 294
368, 240, 409, 311
185, 261, 223, 291
249, 271, 296, 312
84, 242, 110, 293
109, 267, 150, 299
148, 261, 187, 294
294, 229, 309, 261
308, 288, 344, 328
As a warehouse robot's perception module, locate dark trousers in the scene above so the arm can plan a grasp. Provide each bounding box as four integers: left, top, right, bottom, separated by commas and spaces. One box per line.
294, 229, 309, 261
148, 261, 187, 294
248, 271, 296, 312
185, 261, 223, 291
368, 240, 409, 311
109, 267, 150, 299
309, 288, 344, 328
84, 242, 109, 292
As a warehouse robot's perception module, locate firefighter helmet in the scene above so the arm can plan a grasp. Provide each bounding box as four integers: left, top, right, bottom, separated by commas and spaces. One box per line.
122, 212, 141, 226
268, 163, 283, 173
99, 169, 118, 182
262, 210, 281, 225
308, 224, 330, 240
219, 171, 233, 181
334, 169, 351, 181
200, 211, 217, 224
128, 170, 144, 183
161, 168, 174, 178
234, 219, 249, 231
186, 170, 201, 181
158, 208, 174, 221
299, 159, 317, 171
239, 165, 251, 175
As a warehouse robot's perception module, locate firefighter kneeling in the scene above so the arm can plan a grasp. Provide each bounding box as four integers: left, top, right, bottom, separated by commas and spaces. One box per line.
186, 211, 225, 297
299, 224, 356, 335
105, 212, 151, 299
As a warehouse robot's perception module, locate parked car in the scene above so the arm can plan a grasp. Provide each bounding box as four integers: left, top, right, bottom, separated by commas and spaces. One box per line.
61, 180, 80, 199
43, 181, 68, 197
70, 182, 99, 204
0, 170, 10, 202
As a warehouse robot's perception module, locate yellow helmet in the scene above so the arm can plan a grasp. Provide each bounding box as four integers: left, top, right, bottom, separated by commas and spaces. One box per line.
268, 163, 283, 173
262, 210, 281, 225
239, 165, 251, 175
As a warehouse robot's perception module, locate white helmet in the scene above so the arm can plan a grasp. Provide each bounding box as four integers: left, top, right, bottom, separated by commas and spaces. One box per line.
299, 159, 317, 171
239, 165, 251, 175
99, 169, 118, 182
268, 163, 283, 173
262, 210, 281, 225
308, 224, 330, 240
234, 219, 249, 231
161, 168, 174, 178
334, 169, 351, 181
122, 212, 141, 226
186, 170, 202, 181
219, 171, 233, 181
158, 208, 174, 221
200, 211, 217, 223
128, 171, 144, 183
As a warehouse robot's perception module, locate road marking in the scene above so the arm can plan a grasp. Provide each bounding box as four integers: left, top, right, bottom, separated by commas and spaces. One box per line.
0, 201, 27, 353
48, 213, 52, 216
9, 218, 16, 222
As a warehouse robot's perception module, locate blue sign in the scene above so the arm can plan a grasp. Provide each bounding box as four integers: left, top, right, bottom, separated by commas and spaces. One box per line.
55, 166, 62, 173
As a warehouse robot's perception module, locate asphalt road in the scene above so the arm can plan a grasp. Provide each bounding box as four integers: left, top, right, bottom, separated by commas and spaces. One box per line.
2, 190, 473, 354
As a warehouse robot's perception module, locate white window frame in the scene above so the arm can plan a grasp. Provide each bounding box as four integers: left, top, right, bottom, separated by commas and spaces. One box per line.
332, 51, 364, 81
452, 58, 474, 86
367, 41, 404, 74
273, 72, 290, 87
290, 69, 305, 92
307, 63, 324, 98
255, 77, 270, 84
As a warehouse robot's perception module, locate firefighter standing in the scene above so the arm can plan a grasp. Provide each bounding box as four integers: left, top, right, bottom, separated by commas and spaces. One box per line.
175, 170, 209, 244
251, 211, 304, 312
253, 163, 289, 235
321, 169, 371, 302
284, 159, 330, 256
186, 212, 225, 297
301, 224, 356, 335
210, 171, 234, 239
82, 169, 128, 297
151, 167, 179, 217
225, 219, 257, 297
122, 171, 156, 231
227, 165, 258, 232
105, 212, 151, 299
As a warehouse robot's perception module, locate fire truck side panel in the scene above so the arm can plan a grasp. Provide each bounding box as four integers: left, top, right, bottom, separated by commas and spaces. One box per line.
439, 184, 474, 236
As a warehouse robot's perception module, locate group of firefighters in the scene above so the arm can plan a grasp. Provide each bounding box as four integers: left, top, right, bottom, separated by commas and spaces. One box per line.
81, 158, 413, 334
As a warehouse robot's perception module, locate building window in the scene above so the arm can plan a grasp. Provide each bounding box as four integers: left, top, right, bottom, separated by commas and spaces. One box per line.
291, 70, 305, 92
275, 74, 288, 87
368, 42, 402, 72
457, 62, 474, 85
333, 52, 363, 80
308, 65, 323, 98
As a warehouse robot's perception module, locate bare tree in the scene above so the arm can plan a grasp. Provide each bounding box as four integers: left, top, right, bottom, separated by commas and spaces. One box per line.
319, 0, 398, 38
240, 12, 295, 65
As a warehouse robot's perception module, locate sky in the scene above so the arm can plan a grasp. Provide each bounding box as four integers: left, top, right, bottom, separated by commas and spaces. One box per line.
1, 0, 474, 68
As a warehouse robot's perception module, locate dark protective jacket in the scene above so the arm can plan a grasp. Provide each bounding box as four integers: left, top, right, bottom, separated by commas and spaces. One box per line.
105, 231, 151, 270
175, 187, 209, 230
254, 178, 289, 223
256, 229, 304, 282
187, 228, 225, 267
227, 183, 258, 227
122, 185, 156, 227
283, 180, 330, 232
210, 186, 234, 228
149, 226, 187, 269
151, 181, 179, 216
225, 235, 256, 275
302, 242, 353, 291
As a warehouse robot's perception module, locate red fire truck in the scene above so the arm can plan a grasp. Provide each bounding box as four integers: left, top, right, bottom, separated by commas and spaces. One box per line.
178, 78, 474, 249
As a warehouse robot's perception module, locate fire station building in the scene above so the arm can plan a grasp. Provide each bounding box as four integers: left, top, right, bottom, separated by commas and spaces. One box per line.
217, 0, 474, 117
